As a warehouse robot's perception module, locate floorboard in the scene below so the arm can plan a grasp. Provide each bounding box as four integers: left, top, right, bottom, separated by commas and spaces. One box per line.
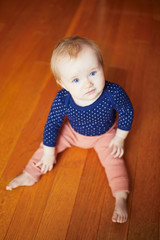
0, 0, 160, 239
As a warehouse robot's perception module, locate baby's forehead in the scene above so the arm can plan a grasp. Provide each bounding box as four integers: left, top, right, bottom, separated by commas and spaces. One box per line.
58, 46, 98, 63
57, 49, 99, 78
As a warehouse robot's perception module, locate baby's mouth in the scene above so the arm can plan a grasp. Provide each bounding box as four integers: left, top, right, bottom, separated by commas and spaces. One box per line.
85, 89, 96, 95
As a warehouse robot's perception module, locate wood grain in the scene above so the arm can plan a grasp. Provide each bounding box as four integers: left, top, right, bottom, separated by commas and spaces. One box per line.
0, 0, 160, 239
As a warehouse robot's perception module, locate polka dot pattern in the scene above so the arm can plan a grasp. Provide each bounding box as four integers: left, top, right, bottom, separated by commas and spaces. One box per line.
43, 81, 134, 147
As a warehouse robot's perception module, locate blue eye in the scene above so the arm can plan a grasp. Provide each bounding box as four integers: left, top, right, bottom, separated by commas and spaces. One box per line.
90, 71, 96, 76
72, 78, 80, 83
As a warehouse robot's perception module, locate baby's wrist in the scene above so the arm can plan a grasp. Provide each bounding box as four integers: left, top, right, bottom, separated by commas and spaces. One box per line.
115, 134, 125, 140
43, 145, 55, 155
116, 129, 129, 140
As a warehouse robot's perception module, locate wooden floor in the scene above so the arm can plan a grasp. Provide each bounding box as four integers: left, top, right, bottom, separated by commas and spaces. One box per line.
0, 0, 160, 239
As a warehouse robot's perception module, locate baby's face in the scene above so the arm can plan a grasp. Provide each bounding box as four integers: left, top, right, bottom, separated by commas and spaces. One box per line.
57, 46, 105, 104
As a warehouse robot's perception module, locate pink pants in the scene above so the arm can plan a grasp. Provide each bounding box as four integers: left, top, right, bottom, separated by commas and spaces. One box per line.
24, 121, 129, 195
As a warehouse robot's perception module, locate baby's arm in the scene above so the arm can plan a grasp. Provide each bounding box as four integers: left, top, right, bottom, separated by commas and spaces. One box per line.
36, 145, 56, 174
108, 83, 134, 158
109, 129, 129, 158
38, 90, 67, 173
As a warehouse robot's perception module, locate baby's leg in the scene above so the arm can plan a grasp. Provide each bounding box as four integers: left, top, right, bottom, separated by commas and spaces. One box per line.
6, 143, 44, 190
6, 121, 76, 190
94, 132, 129, 223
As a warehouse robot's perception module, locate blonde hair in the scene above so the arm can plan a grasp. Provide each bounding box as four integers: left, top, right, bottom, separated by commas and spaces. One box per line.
50, 36, 104, 82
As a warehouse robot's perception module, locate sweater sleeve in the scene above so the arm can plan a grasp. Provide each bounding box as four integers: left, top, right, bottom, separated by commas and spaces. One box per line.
110, 84, 134, 131
43, 92, 66, 147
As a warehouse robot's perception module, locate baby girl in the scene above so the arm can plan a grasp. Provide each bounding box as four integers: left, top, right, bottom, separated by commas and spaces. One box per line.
6, 36, 134, 223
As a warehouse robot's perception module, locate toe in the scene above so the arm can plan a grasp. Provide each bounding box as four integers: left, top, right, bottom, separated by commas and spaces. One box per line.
119, 214, 127, 223
112, 212, 118, 222
6, 185, 12, 191
8, 180, 18, 189
120, 216, 124, 223
6, 178, 20, 190
123, 214, 128, 223
117, 214, 122, 223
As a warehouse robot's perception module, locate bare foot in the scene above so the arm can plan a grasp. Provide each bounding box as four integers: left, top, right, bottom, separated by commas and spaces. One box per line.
6, 172, 36, 190
112, 191, 128, 223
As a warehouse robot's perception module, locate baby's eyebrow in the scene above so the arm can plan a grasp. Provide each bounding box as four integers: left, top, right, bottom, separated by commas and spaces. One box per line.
70, 75, 79, 81
90, 66, 98, 71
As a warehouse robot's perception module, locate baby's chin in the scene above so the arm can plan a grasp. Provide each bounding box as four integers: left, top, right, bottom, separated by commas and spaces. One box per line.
88, 90, 103, 100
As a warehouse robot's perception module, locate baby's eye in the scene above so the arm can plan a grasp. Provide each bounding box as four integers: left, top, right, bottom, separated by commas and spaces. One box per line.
72, 78, 80, 83
90, 71, 97, 77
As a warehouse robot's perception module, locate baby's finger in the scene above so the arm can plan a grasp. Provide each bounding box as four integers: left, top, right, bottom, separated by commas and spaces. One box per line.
36, 160, 42, 167
119, 148, 124, 158
111, 145, 117, 156
48, 165, 53, 171
114, 147, 120, 158
41, 164, 47, 174
43, 167, 48, 174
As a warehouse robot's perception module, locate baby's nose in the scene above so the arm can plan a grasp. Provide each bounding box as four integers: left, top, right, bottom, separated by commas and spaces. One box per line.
83, 80, 93, 89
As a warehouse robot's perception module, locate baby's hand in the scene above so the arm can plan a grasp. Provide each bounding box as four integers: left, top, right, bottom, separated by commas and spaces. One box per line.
36, 153, 56, 174
109, 135, 124, 158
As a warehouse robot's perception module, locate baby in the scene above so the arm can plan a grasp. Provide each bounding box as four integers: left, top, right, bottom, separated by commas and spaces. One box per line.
6, 36, 134, 224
